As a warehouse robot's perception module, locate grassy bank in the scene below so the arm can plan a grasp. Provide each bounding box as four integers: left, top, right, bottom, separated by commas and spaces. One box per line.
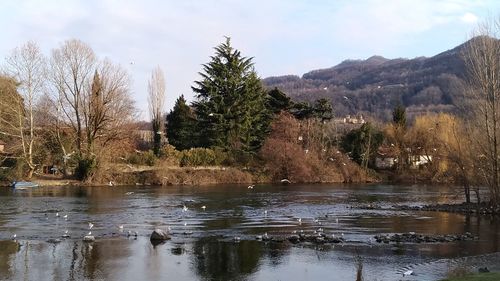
440, 272, 500, 281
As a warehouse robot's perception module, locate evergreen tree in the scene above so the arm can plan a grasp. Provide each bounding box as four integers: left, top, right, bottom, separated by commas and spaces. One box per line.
392, 104, 407, 129
191, 37, 269, 154
341, 123, 384, 168
290, 102, 315, 120
313, 98, 334, 122
166, 95, 198, 150
266, 87, 293, 114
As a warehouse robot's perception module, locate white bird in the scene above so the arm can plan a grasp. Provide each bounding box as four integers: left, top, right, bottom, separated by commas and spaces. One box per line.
336, 218, 339, 224
233, 236, 241, 242
280, 179, 291, 184
264, 210, 268, 216
56, 212, 60, 217
182, 205, 188, 212
11, 234, 16, 240
88, 231, 92, 236
247, 185, 254, 189
125, 191, 134, 195
88, 222, 94, 229
403, 270, 413, 277
201, 205, 206, 210
108, 181, 114, 186
183, 222, 187, 226
63, 214, 68, 220
297, 218, 302, 224
118, 225, 124, 231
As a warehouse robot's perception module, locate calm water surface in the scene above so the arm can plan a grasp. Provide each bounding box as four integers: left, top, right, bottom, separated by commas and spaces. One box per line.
0, 184, 499, 281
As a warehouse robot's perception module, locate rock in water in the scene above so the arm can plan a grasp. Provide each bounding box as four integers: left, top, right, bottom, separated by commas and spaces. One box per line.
83, 235, 95, 242
150, 229, 170, 241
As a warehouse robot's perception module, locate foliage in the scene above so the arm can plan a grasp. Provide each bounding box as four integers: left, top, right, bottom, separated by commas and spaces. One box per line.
166, 95, 198, 150
392, 104, 407, 129
266, 87, 293, 114
313, 98, 334, 121
290, 101, 315, 120
191, 37, 269, 154
74, 156, 97, 181
341, 123, 384, 168
259, 113, 311, 181
179, 148, 227, 167
126, 150, 157, 166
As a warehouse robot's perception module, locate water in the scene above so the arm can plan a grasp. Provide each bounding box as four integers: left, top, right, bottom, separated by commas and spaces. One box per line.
0, 184, 499, 281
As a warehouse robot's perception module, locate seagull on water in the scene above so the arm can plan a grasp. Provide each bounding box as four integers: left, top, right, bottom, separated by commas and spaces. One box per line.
297, 218, 302, 224
56, 212, 60, 217
88, 222, 94, 229
403, 270, 413, 277
247, 185, 254, 189
63, 214, 68, 220
201, 205, 206, 210
182, 205, 188, 212
11, 234, 16, 240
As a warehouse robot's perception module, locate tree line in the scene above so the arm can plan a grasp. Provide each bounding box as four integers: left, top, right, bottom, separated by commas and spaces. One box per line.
1, 19, 499, 207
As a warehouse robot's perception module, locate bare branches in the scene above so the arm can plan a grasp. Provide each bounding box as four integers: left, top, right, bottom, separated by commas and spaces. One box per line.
50, 39, 97, 155
462, 16, 500, 204
147, 66, 166, 155
2, 41, 47, 178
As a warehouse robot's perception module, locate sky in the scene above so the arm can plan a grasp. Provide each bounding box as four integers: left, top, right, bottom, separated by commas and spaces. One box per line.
0, 0, 499, 120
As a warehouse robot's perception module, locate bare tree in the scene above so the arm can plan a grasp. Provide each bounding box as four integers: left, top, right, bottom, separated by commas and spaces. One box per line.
2, 41, 46, 178
147, 66, 166, 156
462, 17, 500, 205
50, 39, 97, 158
49, 39, 136, 180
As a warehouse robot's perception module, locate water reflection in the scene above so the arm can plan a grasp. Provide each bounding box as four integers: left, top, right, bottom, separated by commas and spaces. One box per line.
0, 184, 499, 281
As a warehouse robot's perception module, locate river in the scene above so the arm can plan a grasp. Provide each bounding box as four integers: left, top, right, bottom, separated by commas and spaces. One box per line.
0, 184, 499, 281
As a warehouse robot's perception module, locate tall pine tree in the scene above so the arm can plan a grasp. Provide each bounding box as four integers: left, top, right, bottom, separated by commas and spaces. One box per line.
166, 95, 197, 150
192, 37, 269, 155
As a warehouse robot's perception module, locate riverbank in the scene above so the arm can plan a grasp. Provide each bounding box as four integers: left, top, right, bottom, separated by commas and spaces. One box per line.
1, 161, 377, 187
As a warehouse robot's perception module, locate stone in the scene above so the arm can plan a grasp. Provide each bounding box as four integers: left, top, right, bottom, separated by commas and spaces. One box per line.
150, 229, 170, 241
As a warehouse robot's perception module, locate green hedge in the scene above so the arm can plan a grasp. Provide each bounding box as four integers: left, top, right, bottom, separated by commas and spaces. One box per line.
180, 148, 227, 167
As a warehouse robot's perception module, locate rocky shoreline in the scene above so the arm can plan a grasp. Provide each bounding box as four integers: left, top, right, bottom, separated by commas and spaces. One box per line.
398, 202, 500, 216
374, 232, 476, 244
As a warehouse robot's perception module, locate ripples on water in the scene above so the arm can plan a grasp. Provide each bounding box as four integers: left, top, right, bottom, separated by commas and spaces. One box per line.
0, 184, 499, 281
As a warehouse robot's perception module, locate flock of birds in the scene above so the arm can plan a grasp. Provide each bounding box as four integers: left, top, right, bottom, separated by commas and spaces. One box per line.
6, 185, 420, 278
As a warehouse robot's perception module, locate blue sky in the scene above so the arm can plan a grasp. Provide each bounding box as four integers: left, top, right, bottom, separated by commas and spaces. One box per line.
0, 0, 498, 119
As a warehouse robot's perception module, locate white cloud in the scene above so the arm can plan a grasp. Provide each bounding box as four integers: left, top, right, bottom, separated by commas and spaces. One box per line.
461, 12, 479, 23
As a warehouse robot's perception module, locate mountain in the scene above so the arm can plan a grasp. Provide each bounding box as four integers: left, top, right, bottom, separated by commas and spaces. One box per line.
263, 39, 477, 121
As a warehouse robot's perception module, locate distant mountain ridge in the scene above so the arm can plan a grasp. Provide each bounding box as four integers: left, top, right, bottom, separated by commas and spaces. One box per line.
263, 38, 481, 121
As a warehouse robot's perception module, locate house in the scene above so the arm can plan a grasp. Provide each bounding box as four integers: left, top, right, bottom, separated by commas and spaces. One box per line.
375, 145, 398, 169
409, 154, 432, 169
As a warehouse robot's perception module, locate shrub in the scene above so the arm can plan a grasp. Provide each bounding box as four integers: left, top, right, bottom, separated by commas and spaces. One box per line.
127, 150, 157, 166
180, 148, 226, 167
75, 157, 97, 181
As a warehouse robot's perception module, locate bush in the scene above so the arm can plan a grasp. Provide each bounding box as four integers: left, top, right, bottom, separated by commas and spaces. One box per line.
75, 157, 97, 181
126, 150, 157, 166
0, 158, 25, 181
180, 148, 226, 167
